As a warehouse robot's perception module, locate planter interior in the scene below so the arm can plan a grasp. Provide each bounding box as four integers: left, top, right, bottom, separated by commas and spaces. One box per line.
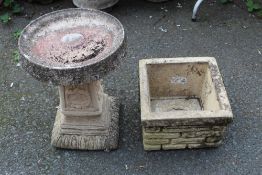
148, 62, 220, 112
139, 57, 233, 150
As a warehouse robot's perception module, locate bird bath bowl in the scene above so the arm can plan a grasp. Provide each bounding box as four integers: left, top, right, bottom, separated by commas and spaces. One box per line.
18, 9, 126, 150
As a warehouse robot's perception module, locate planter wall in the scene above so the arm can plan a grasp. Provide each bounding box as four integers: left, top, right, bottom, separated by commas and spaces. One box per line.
139, 57, 233, 150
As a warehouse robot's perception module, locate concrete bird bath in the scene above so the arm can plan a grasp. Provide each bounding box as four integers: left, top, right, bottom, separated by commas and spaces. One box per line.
18, 9, 126, 150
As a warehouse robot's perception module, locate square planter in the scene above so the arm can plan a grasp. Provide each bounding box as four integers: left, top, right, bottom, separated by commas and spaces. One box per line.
139, 57, 233, 150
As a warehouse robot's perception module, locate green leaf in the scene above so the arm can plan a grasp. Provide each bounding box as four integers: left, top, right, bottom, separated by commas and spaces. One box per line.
13, 29, 22, 39
257, 10, 262, 16
253, 3, 261, 10
246, 0, 254, 7
248, 7, 254, 12
3, 0, 13, 7
246, 0, 262, 12
0, 13, 11, 23
12, 50, 20, 63
12, 3, 23, 13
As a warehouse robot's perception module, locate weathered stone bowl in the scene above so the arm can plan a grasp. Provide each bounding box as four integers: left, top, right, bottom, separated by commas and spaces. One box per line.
18, 8, 125, 86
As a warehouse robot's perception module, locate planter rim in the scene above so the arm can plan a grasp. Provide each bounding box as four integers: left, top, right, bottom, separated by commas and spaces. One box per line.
139, 57, 233, 126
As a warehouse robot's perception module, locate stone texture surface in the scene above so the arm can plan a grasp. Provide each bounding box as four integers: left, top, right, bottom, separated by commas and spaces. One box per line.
0, 0, 261, 174
19, 8, 126, 86
51, 81, 119, 150
143, 125, 226, 150
59, 81, 104, 116
18, 8, 125, 150
51, 96, 119, 150
140, 57, 233, 150
73, 0, 119, 9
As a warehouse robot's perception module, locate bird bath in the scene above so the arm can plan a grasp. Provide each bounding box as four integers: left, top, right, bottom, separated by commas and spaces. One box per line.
18, 9, 126, 150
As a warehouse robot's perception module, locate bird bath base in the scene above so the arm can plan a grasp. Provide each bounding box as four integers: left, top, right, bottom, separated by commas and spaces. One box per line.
51, 81, 119, 150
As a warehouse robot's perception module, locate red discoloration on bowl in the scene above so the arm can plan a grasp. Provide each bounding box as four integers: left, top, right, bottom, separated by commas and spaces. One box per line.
32, 26, 113, 67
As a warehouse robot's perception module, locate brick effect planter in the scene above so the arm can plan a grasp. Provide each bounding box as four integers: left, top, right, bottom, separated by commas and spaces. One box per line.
139, 57, 233, 151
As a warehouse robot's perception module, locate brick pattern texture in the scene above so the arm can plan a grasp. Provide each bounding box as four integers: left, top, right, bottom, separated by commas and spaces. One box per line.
143, 126, 226, 150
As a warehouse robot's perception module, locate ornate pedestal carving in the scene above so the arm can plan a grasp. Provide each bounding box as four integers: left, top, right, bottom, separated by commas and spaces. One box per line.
51, 81, 119, 150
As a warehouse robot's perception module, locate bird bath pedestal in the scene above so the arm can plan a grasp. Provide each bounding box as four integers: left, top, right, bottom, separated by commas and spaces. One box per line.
18, 9, 125, 150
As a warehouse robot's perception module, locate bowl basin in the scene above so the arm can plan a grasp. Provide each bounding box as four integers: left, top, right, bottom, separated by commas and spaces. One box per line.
19, 8, 125, 85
